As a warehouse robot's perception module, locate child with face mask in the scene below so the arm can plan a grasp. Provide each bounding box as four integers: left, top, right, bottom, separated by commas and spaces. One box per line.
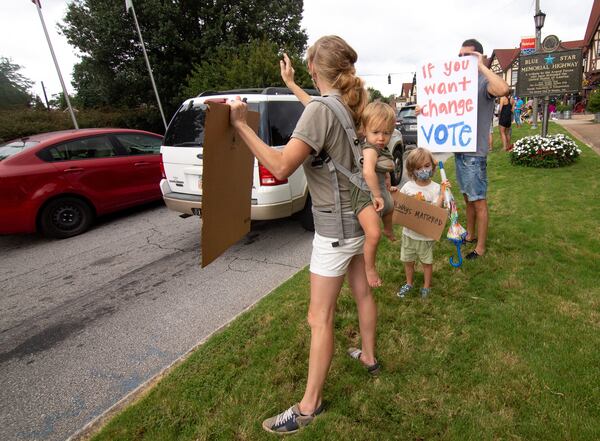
397, 147, 448, 299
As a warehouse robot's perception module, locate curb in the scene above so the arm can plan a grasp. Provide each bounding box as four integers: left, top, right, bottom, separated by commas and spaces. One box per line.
66, 268, 304, 440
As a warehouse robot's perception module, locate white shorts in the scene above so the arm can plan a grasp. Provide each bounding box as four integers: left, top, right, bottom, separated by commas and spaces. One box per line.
310, 232, 365, 277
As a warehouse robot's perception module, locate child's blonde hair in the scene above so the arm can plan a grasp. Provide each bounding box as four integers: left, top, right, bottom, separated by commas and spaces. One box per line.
405, 147, 437, 181
360, 101, 396, 133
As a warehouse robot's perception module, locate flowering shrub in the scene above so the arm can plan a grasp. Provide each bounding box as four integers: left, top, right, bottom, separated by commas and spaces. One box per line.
510, 134, 582, 168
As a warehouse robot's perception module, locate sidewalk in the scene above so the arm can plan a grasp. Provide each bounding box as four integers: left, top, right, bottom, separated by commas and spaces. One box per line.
553, 114, 600, 155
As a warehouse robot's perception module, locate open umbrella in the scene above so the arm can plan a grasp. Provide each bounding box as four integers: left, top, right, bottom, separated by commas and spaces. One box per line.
439, 161, 467, 267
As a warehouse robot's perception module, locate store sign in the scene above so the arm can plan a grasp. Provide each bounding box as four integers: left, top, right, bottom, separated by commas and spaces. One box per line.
520, 36, 536, 55
517, 49, 583, 97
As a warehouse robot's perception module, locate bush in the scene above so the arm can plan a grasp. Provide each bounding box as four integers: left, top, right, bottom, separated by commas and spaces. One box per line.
0, 107, 166, 142
587, 89, 600, 114
556, 102, 572, 112
510, 134, 582, 168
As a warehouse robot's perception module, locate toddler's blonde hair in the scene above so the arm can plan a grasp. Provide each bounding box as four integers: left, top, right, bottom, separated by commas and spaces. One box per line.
360, 101, 396, 133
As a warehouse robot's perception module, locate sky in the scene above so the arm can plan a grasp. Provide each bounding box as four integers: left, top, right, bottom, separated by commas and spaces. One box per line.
0, 0, 595, 102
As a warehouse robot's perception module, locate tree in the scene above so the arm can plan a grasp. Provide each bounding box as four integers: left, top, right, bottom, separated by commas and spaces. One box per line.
184, 40, 311, 95
60, 0, 308, 111
0, 57, 33, 108
367, 87, 390, 103
587, 88, 600, 114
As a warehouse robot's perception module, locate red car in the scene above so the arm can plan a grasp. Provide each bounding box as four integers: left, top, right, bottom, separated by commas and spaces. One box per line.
0, 128, 164, 238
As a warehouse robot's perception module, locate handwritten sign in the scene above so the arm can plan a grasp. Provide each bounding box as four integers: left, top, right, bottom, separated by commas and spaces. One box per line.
416, 56, 478, 153
391, 192, 448, 241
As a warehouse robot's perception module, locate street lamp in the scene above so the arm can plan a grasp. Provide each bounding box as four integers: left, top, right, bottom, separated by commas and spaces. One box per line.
534, 10, 546, 30
531, 9, 546, 129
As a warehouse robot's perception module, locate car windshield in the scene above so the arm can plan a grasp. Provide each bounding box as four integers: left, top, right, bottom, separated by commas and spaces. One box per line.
398, 107, 416, 118
0, 140, 39, 160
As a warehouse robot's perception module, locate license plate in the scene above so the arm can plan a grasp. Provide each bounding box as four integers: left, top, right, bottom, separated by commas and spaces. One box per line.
409, 124, 417, 130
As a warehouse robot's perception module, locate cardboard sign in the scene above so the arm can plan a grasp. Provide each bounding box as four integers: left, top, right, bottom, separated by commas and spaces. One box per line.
391, 191, 448, 241
416, 56, 478, 153
201, 102, 259, 267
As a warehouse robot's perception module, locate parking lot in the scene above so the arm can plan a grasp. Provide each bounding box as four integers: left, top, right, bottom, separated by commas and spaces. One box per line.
0, 203, 312, 441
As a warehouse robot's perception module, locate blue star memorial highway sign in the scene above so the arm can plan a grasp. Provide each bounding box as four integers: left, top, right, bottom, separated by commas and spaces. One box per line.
517, 49, 583, 97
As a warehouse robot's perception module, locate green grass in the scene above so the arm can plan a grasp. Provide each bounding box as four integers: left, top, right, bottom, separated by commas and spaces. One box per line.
92, 122, 600, 441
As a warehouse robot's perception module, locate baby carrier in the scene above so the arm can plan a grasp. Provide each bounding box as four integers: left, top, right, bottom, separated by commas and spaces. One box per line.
310, 95, 369, 247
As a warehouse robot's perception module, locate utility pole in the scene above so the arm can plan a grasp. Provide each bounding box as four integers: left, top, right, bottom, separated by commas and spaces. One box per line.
531, 0, 541, 130
126, 0, 168, 132
41, 81, 50, 110
33, 0, 78, 128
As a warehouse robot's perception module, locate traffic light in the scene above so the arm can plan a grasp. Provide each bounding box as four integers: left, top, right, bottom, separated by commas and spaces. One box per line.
388, 74, 391, 84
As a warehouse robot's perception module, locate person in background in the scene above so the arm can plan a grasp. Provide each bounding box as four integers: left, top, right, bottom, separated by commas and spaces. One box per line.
514, 95, 524, 127
498, 91, 514, 151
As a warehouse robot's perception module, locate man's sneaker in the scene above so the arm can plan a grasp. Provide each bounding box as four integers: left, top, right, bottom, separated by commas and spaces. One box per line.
396, 283, 413, 298
420, 287, 431, 298
262, 402, 324, 435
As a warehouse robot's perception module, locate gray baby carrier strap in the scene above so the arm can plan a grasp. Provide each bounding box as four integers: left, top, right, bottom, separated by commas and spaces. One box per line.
311, 96, 369, 192
310, 95, 364, 247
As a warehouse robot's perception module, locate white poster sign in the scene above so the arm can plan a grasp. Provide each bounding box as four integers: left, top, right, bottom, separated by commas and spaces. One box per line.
416, 56, 479, 152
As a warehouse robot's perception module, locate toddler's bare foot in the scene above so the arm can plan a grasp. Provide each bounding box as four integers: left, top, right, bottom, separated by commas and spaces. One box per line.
366, 268, 382, 288
383, 228, 396, 241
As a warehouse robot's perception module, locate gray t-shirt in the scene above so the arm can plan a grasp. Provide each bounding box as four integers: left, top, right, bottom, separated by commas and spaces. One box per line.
291, 98, 355, 212
469, 74, 496, 157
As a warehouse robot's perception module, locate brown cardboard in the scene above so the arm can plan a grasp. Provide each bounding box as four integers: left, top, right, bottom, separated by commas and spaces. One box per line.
391, 191, 448, 241
201, 102, 259, 267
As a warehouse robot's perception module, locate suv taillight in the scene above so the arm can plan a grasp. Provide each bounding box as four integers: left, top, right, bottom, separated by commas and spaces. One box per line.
258, 163, 288, 186
160, 155, 166, 179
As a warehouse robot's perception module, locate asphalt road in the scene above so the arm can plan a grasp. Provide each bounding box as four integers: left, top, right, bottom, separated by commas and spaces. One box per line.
0, 203, 313, 441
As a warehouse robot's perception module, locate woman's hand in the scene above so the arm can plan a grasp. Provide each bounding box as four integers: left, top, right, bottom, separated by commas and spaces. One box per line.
280, 53, 295, 87
229, 97, 247, 129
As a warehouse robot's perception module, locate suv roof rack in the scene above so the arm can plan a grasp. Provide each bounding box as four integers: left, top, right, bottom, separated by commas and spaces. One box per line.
197, 87, 320, 97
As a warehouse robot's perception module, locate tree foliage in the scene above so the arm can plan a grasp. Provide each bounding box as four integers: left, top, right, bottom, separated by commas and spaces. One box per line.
184, 40, 311, 96
0, 57, 33, 109
60, 0, 308, 111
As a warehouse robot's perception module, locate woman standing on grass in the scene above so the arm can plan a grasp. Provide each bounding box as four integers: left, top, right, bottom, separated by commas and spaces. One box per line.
498, 91, 514, 151
229, 35, 379, 435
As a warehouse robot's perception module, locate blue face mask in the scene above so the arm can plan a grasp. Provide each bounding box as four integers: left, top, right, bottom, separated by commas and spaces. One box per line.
415, 167, 433, 181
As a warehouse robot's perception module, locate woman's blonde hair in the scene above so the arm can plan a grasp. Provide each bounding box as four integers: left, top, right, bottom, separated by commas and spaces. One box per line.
360, 102, 396, 133
405, 147, 437, 180
306, 35, 368, 126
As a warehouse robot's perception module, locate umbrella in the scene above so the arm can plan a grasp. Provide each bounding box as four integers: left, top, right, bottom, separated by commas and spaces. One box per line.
439, 161, 467, 267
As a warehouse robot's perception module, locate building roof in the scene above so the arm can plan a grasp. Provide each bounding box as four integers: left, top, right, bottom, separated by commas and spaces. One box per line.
401, 83, 413, 98
561, 40, 585, 50
490, 48, 520, 71
584, 0, 600, 49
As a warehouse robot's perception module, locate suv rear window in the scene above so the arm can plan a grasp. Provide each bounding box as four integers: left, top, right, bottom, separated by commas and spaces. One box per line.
164, 101, 261, 147
164, 102, 207, 147
266, 101, 304, 146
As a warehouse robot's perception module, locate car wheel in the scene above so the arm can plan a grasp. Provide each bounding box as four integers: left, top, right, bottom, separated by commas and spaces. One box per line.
299, 194, 315, 232
39, 197, 94, 239
390, 143, 405, 186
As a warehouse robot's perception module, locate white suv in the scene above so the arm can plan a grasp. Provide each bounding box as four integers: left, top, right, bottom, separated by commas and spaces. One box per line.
159, 88, 405, 230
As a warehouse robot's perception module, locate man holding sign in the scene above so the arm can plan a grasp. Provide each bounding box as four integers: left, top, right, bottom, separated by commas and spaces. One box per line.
417, 39, 508, 259
454, 39, 508, 259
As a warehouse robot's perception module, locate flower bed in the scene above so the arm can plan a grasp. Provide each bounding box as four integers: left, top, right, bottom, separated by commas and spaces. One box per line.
510, 134, 582, 168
